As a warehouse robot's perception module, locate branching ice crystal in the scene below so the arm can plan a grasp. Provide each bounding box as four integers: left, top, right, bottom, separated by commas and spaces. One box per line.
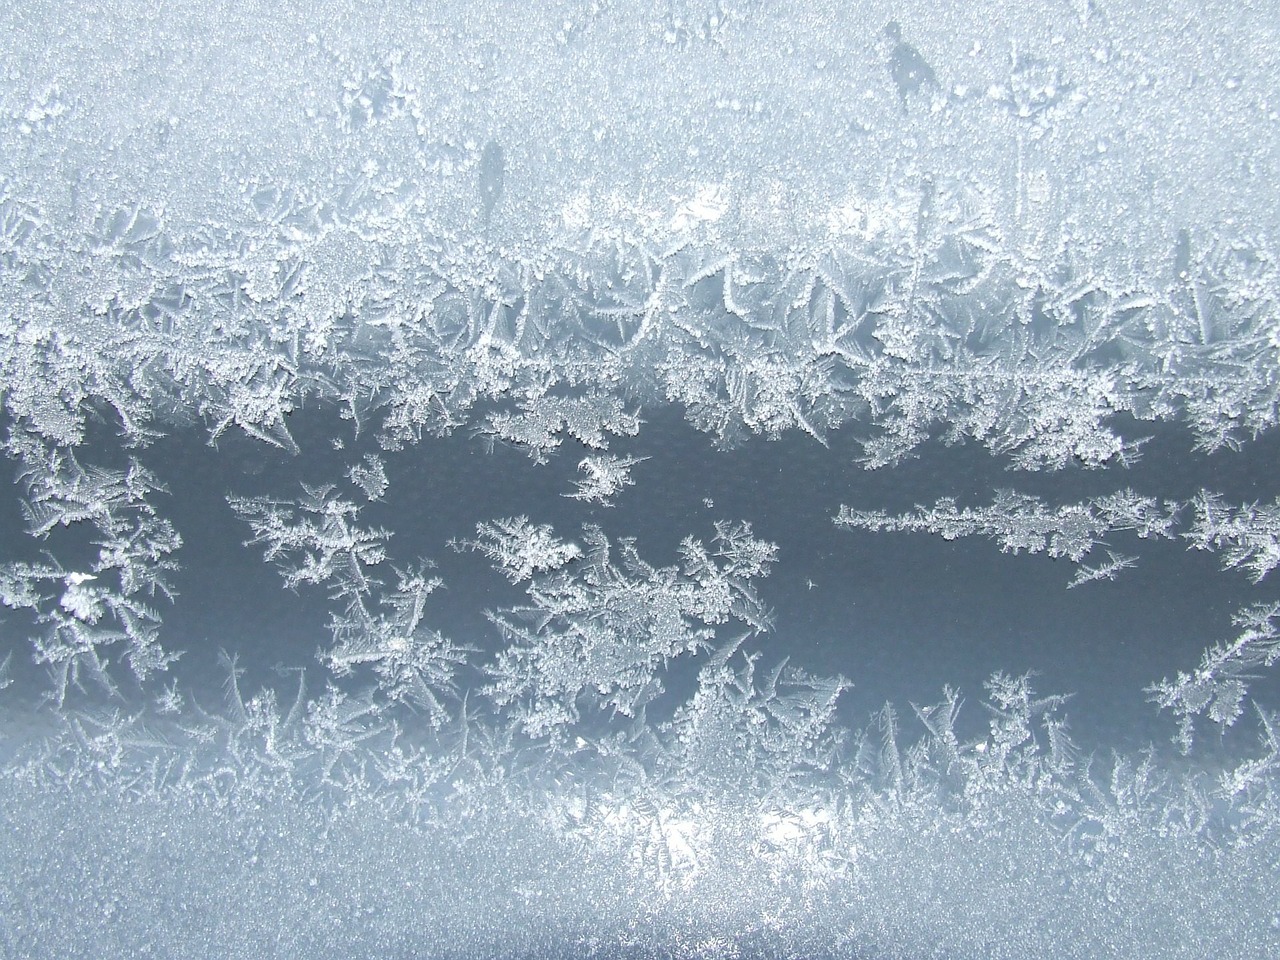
835, 488, 1179, 583
230, 485, 465, 720
564, 454, 649, 506
479, 393, 644, 464
1185, 492, 1280, 584
325, 562, 472, 727
0, 4, 1279, 952
229, 483, 392, 600
346, 453, 388, 501
460, 516, 584, 584
471, 521, 776, 739
1148, 604, 1280, 753
665, 642, 850, 794
1066, 550, 1137, 589
0, 433, 181, 701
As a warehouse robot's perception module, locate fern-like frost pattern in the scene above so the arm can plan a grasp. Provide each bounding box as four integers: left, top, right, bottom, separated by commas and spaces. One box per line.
0, 3, 1278, 955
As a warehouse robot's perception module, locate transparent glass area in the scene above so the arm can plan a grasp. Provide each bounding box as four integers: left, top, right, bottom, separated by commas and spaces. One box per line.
1, 2, 1279, 956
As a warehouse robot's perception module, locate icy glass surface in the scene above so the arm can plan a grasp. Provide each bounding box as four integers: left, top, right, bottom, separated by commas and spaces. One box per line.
1, 1, 1279, 956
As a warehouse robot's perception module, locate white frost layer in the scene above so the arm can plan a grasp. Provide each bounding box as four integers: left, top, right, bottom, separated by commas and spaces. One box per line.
2, 776, 1277, 960
1, 0, 1275, 271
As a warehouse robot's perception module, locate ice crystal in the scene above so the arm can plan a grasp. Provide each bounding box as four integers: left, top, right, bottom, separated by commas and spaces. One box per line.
1148, 604, 1280, 753
325, 562, 471, 726
476, 522, 776, 738
229, 484, 392, 600
1, 2, 1279, 954
460, 516, 583, 584
835, 488, 1178, 583
1185, 492, 1280, 584
564, 453, 649, 506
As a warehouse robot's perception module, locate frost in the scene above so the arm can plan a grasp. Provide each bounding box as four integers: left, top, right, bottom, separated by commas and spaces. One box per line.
0, 3, 1279, 952
325, 562, 471, 726
835, 489, 1178, 583
1185, 492, 1280, 583
474, 521, 776, 738
0, 434, 181, 700
990, 54, 1077, 125
668, 643, 849, 792
58, 573, 104, 622
346, 453, 388, 501
976, 672, 1073, 783
479, 393, 644, 464
303, 685, 387, 784
229, 484, 392, 600
10, 434, 169, 540
231, 485, 463, 718
1066, 550, 1136, 589
564, 453, 649, 506
459, 516, 583, 584
1, 159, 1274, 474
1216, 707, 1280, 802
1148, 604, 1280, 753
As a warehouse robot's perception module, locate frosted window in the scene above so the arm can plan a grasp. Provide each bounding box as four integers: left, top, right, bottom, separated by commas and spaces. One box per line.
2, 1, 1279, 955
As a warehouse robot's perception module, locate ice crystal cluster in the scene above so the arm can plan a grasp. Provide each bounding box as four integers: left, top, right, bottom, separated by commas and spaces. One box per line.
1, 1, 1279, 956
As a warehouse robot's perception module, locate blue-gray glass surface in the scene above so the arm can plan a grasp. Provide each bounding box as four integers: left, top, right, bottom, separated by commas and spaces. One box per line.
1, 1, 1278, 957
